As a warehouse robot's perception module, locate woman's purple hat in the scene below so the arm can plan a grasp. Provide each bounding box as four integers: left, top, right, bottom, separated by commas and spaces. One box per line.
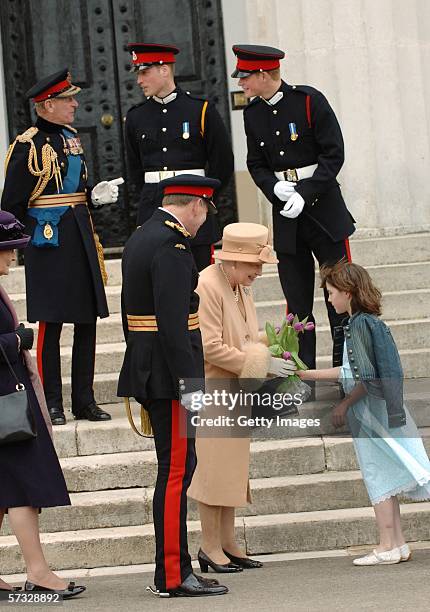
0, 210, 30, 251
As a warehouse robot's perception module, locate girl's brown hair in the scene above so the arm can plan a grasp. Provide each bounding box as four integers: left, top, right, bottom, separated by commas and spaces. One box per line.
320, 260, 382, 316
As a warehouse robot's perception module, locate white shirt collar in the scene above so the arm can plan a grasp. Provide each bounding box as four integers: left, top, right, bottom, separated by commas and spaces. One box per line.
261, 91, 284, 106
152, 91, 178, 105
159, 207, 189, 233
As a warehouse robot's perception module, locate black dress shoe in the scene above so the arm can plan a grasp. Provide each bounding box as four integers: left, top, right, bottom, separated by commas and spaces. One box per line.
48, 407, 66, 426
168, 573, 228, 597
198, 549, 243, 573
223, 549, 264, 568
194, 573, 219, 586
73, 403, 112, 421
24, 580, 86, 599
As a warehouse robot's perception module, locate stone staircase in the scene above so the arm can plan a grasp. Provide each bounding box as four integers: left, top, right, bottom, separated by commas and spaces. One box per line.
1, 232, 430, 574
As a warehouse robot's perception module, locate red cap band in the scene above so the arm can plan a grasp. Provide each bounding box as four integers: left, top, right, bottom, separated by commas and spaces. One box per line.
236, 57, 280, 72
131, 51, 176, 65
33, 79, 71, 102
164, 185, 215, 198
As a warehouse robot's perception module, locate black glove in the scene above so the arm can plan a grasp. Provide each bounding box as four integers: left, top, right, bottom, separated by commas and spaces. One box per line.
16, 324, 34, 351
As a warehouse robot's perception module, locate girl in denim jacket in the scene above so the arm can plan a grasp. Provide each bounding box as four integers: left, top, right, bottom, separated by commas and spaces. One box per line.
299, 261, 430, 566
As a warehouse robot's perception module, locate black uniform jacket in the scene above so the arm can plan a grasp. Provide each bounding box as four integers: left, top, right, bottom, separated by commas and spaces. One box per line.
1, 117, 108, 324
125, 87, 234, 245
244, 81, 355, 255
117, 208, 204, 402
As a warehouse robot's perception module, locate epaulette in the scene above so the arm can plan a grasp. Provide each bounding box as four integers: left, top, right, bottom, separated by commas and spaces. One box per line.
184, 91, 208, 103
64, 124, 77, 133
164, 220, 191, 238
15, 126, 39, 143
126, 99, 150, 116
243, 96, 261, 112
288, 84, 320, 96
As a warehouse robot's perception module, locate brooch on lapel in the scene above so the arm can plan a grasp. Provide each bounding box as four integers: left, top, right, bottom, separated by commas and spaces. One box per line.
174, 243, 186, 250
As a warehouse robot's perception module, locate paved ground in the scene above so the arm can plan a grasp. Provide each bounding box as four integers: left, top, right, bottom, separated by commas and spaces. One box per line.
4, 550, 430, 611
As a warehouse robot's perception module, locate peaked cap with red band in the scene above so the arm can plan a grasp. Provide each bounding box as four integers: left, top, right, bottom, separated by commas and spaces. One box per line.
160, 174, 220, 215
26, 68, 81, 102
128, 43, 179, 72
231, 44, 285, 78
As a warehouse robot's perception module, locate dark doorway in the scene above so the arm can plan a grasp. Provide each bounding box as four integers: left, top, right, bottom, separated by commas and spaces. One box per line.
0, 0, 237, 248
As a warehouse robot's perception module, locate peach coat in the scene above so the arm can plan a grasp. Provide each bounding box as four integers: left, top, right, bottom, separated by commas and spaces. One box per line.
188, 264, 270, 507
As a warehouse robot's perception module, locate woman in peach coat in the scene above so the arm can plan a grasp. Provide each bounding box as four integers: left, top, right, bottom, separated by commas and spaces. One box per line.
188, 223, 295, 573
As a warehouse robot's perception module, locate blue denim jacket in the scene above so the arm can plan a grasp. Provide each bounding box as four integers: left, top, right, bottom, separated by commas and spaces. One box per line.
343, 312, 406, 428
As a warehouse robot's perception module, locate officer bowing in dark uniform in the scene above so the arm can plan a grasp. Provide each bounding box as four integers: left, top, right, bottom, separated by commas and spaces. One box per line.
125, 43, 234, 271
118, 175, 228, 598
232, 45, 355, 369
1, 69, 122, 424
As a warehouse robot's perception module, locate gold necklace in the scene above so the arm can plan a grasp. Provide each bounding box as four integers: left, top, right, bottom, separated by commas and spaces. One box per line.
219, 264, 239, 302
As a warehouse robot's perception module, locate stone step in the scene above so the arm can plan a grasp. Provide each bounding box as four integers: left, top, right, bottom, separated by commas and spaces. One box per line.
40, 317, 430, 377
58, 437, 325, 493
4, 232, 429, 295
1, 470, 371, 536
2, 502, 430, 574
12, 282, 430, 323
253, 261, 430, 302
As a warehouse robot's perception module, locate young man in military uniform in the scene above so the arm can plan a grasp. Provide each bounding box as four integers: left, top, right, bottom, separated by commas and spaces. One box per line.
118, 175, 228, 598
1, 68, 122, 424
125, 43, 234, 271
232, 45, 355, 369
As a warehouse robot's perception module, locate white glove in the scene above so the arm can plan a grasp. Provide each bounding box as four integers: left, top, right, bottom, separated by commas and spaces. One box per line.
181, 390, 204, 412
274, 180, 297, 202
267, 357, 297, 377
280, 192, 305, 219
91, 177, 124, 206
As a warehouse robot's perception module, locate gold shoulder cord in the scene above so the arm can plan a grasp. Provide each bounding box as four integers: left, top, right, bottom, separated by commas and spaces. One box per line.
4, 127, 63, 200
87, 211, 108, 285
200, 101, 208, 137
124, 397, 153, 437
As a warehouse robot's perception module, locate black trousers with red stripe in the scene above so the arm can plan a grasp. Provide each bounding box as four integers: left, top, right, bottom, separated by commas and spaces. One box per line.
277, 217, 351, 369
37, 321, 97, 415
146, 399, 196, 592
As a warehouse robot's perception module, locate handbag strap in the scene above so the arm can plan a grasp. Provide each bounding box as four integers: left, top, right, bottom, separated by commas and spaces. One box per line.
0, 338, 24, 388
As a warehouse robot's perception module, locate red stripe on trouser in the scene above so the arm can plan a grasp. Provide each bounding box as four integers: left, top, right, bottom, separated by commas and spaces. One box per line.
306, 94, 312, 127
164, 400, 187, 589
36, 322, 46, 385
210, 244, 215, 265
344, 238, 352, 262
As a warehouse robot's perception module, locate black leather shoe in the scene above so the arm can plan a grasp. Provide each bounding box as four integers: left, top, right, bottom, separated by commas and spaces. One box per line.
48, 407, 66, 426
198, 549, 243, 573
168, 573, 228, 597
194, 574, 220, 586
73, 403, 112, 421
24, 580, 86, 599
223, 549, 263, 568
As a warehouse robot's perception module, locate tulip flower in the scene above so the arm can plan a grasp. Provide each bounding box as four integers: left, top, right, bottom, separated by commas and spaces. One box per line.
293, 322, 305, 332
304, 322, 315, 331
286, 313, 294, 323
282, 351, 292, 360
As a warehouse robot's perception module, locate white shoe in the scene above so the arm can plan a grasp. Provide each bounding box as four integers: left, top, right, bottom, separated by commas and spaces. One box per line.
353, 547, 401, 566
399, 543, 412, 562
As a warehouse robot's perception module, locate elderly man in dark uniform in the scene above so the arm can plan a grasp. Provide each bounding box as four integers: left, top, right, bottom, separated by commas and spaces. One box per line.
1, 68, 122, 424
232, 44, 356, 369
125, 43, 234, 272
118, 175, 228, 598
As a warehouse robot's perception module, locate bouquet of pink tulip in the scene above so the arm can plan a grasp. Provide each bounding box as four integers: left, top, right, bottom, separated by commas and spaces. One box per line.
265, 313, 315, 396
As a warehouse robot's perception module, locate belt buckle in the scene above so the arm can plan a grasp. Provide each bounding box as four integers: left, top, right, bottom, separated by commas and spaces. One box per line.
285, 169, 298, 182
159, 170, 173, 181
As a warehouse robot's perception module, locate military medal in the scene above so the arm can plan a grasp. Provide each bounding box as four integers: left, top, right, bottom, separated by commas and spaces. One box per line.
289, 122, 298, 141
43, 223, 53, 240
182, 121, 190, 140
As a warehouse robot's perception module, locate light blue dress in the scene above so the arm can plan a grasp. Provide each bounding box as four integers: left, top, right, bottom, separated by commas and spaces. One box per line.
340, 343, 430, 505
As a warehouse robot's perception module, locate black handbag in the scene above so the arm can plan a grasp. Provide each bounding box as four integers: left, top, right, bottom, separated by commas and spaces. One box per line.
0, 342, 37, 446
